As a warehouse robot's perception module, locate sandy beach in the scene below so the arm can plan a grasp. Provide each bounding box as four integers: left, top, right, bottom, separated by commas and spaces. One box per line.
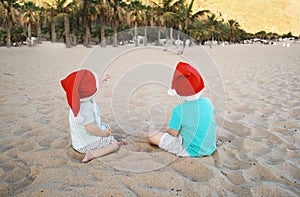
0, 42, 299, 196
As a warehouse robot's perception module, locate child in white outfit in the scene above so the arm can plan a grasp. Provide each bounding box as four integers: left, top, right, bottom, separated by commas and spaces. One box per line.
61, 69, 124, 163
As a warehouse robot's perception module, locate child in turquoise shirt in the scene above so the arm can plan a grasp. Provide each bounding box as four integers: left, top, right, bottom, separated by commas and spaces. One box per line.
148, 62, 216, 157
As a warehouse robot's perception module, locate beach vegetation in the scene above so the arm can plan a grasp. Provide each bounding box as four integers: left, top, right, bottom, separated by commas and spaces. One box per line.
0, 0, 298, 48
21, 1, 39, 46
11, 25, 26, 44
126, 0, 146, 46
227, 19, 239, 44
0, 0, 20, 47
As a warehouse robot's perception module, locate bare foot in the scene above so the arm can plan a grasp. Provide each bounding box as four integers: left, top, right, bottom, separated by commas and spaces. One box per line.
118, 140, 127, 146
82, 140, 122, 163
82, 150, 95, 163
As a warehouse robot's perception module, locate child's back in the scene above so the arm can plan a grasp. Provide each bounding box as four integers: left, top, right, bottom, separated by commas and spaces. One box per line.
170, 97, 216, 157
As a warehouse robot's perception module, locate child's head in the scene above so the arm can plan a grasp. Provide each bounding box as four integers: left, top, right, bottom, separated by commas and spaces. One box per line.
168, 62, 205, 101
61, 69, 99, 116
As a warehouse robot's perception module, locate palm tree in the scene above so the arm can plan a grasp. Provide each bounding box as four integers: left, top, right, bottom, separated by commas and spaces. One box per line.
206, 13, 222, 47
67, 1, 82, 46
151, 1, 164, 46
175, 0, 209, 52
162, 11, 177, 40
44, 1, 58, 43
58, 0, 76, 48
228, 19, 239, 44
214, 20, 227, 44
255, 30, 267, 39
1, 0, 20, 47
21, 1, 39, 47
127, 0, 145, 46
160, 0, 179, 49
141, 5, 152, 46
77, 0, 102, 47
97, 0, 110, 47
35, 7, 43, 44
21, 1, 43, 44
43, 0, 76, 47
176, 0, 209, 33
107, 0, 126, 47
151, 0, 178, 47
188, 20, 209, 45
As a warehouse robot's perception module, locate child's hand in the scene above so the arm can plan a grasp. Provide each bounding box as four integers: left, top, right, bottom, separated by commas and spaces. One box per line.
104, 127, 112, 136
100, 72, 111, 82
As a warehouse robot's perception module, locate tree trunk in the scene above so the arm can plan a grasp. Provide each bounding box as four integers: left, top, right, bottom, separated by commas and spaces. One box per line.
84, 17, 91, 48
100, 25, 106, 47
210, 32, 214, 49
100, 15, 106, 47
156, 26, 161, 46
72, 29, 77, 46
170, 27, 173, 40
134, 22, 138, 47
51, 18, 56, 43
28, 22, 32, 47
177, 30, 180, 41
182, 27, 187, 48
6, 20, 12, 48
165, 26, 169, 50
64, 15, 71, 48
113, 22, 117, 47
176, 24, 182, 48
36, 14, 42, 44
150, 14, 154, 27
143, 26, 147, 46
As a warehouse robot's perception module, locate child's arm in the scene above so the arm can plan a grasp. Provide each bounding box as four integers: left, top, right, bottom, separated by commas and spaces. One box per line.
167, 128, 179, 137
159, 126, 179, 137
85, 123, 110, 137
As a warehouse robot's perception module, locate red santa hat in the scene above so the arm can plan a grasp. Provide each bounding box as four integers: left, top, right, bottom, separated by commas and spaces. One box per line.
168, 62, 205, 100
61, 69, 98, 117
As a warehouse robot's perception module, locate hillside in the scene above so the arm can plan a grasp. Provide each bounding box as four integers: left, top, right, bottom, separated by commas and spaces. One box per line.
32, 0, 300, 36
145, 0, 300, 36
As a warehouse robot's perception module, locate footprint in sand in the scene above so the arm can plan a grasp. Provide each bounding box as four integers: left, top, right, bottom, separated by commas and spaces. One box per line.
18, 142, 37, 153
223, 120, 252, 137
171, 158, 214, 182
2, 164, 35, 195
264, 146, 287, 165
38, 137, 54, 148
13, 125, 33, 136
213, 146, 251, 170
251, 182, 298, 197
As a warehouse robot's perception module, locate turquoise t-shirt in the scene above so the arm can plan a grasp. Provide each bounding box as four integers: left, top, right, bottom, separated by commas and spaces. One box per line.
169, 97, 216, 157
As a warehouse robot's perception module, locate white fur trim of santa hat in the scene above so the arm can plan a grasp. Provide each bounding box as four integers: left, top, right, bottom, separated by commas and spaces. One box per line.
168, 87, 205, 101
